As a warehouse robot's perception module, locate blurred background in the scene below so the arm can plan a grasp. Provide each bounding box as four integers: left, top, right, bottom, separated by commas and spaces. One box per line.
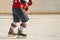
0, 0, 60, 40
0, 0, 60, 14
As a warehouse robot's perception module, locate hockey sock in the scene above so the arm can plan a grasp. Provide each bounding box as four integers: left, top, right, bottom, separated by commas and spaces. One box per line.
10, 26, 16, 30
18, 26, 24, 31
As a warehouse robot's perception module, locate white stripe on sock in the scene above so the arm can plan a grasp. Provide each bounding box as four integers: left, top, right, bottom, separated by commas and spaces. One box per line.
18, 26, 24, 31
10, 26, 15, 30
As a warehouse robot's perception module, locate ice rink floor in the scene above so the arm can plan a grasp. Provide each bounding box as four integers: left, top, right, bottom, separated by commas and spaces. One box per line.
0, 14, 60, 40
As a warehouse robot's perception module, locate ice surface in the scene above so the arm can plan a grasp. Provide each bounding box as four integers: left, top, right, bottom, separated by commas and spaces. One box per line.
0, 14, 60, 40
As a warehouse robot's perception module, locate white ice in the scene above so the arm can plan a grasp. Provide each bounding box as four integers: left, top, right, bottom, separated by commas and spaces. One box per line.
0, 14, 60, 40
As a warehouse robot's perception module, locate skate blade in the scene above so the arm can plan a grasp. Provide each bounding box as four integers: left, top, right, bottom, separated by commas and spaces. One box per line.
8, 35, 14, 37
17, 36, 27, 39
8, 34, 17, 38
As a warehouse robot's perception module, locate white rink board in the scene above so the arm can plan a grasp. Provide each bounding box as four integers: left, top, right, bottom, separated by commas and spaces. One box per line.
0, 14, 60, 40
0, 0, 60, 13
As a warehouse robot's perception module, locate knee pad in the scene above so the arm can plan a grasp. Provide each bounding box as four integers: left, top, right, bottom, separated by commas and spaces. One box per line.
20, 21, 29, 28
20, 23, 26, 28
11, 23, 17, 28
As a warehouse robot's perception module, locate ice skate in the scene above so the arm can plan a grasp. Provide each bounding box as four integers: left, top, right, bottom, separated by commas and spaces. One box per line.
17, 30, 27, 38
8, 28, 17, 37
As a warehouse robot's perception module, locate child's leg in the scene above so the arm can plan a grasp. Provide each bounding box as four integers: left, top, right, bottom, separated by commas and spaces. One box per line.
17, 9, 29, 36
8, 13, 20, 36
8, 22, 17, 36
18, 21, 29, 36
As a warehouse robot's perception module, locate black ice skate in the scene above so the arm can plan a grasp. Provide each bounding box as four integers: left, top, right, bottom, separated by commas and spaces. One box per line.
8, 28, 17, 37
18, 30, 27, 37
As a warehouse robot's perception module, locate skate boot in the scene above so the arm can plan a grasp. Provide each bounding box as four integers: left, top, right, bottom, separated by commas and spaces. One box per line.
17, 30, 27, 38
8, 28, 17, 37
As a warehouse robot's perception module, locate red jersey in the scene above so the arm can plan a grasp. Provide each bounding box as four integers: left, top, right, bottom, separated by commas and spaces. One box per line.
12, 0, 32, 11
12, 0, 21, 8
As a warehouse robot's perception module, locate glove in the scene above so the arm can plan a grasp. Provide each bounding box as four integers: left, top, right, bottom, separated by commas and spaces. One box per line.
28, 0, 32, 6
21, 3, 28, 11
